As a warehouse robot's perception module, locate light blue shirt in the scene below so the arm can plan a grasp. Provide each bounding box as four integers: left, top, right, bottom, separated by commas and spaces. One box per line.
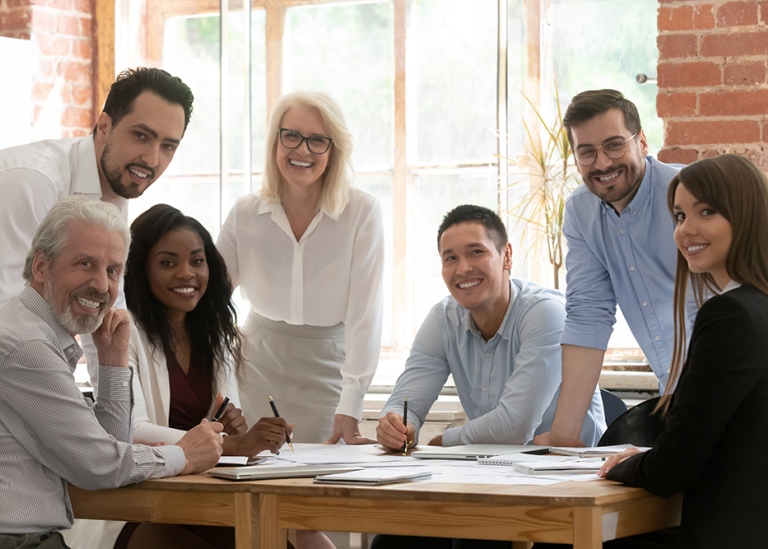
382, 279, 605, 447
561, 157, 694, 392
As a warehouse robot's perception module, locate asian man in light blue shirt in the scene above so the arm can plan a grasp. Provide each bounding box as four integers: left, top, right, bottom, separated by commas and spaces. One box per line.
377, 205, 605, 452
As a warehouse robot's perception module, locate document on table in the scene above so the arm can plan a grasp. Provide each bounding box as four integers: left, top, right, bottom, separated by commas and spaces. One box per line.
314, 468, 432, 485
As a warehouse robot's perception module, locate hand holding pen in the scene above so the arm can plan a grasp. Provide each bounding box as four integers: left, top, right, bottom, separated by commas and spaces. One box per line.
268, 396, 295, 452
374, 401, 415, 452
211, 394, 247, 436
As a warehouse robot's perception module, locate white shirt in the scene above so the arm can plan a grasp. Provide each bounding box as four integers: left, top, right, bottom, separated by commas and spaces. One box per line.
0, 136, 127, 305
216, 187, 384, 418
0, 136, 128, 391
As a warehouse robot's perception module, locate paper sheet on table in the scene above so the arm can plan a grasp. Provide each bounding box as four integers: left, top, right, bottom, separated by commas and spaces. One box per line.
257, 443, 419, 466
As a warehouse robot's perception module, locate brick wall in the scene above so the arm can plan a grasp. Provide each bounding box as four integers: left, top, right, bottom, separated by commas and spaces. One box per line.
657, 0, 768, 171
0, 0, 94, 138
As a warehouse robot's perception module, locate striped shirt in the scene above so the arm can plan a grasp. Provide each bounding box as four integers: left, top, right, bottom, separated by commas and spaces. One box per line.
0, 287, 185, 535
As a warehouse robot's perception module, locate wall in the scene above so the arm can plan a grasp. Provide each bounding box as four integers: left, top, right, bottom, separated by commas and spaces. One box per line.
0, 0, 94, 138
657, 0, 768, 171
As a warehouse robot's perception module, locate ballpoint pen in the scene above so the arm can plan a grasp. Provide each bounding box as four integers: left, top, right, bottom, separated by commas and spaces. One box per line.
268, 396, 295, 452
401, 398, 408, 455
212, 396, 230, 422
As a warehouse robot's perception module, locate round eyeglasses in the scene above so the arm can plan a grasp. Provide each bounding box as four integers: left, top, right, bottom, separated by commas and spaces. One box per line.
278, 128, 333, 154
573, 134, 638, 166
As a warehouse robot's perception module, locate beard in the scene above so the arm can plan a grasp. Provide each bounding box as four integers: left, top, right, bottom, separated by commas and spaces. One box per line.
45, 285, 110, 335
100, 139, 155, 199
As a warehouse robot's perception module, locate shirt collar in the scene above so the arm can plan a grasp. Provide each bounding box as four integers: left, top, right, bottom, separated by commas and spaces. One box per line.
715, 279, 742, 295
71, 136, 103, 197
19, 286, 81, 357
465, 280, 517, 341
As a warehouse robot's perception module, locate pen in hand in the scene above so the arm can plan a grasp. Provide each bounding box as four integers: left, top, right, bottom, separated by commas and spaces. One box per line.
212, 396, 230, 422
268, 396, 294, 452
401, 398, 408, 455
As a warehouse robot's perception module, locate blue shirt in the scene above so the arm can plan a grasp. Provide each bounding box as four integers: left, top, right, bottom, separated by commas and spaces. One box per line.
561, 157, 694, 392
382, 279, 606, 447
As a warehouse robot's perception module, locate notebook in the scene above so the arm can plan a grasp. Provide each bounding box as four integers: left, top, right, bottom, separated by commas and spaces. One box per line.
208, 464, 362, 481
411, 444, 549, 460
511, 458, 605, 475
548, 444, 649, 458
313, 469, 432, 485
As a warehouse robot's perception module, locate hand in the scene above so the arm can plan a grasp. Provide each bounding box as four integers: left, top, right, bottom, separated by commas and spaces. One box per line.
598, 446, 642, 478
92, 308, 131, 367
428, 435, 443, 446
376, 411, 416, 451
533, 431, 585, 448
176, 419, 224, 475
232, 417, 292, 456
324, 414, 376, 445
212, 393, 247, 436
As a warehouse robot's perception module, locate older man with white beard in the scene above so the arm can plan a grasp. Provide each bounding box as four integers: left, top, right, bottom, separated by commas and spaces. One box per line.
0, 196, 224, 548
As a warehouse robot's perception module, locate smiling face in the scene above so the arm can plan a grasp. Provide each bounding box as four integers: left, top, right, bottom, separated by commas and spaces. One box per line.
571, 108, 649, 213
32, 221, 124, 335
672, 183, 733, 290
146, 227, 209, 320
95, 91, 186, 200
275, 105, 331, 194
439, 221, 512, 321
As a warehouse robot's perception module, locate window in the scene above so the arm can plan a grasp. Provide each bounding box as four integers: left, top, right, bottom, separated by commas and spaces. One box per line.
116, 0, 660, 385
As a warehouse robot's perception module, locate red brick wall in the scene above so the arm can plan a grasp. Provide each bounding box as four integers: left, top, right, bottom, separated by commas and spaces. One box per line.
657, 0, 768, 171
0, 0, 95, 138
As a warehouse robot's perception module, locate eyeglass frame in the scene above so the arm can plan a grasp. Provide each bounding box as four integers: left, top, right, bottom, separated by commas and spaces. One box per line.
278, 128, 334, 154
573, 133, 639, 166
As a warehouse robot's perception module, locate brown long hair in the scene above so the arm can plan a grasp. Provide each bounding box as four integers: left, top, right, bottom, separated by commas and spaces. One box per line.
660, 154, 768, 414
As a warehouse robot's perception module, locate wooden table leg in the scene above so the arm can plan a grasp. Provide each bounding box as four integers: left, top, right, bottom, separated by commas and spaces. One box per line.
573, 507, 602, 549
234, 493, 286, 549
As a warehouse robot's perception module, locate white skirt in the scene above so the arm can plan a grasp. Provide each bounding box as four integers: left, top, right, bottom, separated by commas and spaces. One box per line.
239, 311, 345, 443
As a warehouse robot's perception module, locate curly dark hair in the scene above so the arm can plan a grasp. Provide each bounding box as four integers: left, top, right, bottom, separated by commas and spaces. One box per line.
125, 204, 243, 382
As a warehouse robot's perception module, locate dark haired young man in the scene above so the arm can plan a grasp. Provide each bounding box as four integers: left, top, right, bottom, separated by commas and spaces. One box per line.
534, 89, 690, 449
0, 67, 194, 385
374, 205, 605, 548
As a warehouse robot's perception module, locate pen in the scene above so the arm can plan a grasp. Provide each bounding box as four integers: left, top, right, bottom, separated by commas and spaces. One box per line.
212, 397, 230, 422
401, 398, 408, 454
268, 396, 294, 452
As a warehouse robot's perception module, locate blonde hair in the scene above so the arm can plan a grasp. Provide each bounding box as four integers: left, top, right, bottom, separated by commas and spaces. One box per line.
660, 154, 768, 414
262, 91, 353, 218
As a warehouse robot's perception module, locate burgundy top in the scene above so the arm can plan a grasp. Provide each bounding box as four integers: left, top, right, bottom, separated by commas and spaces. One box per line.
166, 347, 213, 431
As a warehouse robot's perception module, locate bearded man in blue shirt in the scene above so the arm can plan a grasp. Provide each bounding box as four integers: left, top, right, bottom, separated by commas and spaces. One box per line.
535, 89, 691, 449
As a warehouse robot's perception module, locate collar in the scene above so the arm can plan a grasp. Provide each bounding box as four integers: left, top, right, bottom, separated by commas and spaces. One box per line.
715, 279, 742, 295
71, 136, 103, 197
19, 286, 80, 356
465, 280, 517, 341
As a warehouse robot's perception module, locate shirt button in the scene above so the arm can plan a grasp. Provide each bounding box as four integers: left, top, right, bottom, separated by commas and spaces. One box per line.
666, 368, 671, 373
620, 229, 626, 234
654, 335, 660, 341
642, 301, 648, 307
629, 266, 635, 271
482, 387, 488, 394
122, 381, 128, 387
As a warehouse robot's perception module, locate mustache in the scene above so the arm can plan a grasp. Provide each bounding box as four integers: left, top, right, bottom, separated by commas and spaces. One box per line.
126, 162, 156, 181
72, 287, 110, 306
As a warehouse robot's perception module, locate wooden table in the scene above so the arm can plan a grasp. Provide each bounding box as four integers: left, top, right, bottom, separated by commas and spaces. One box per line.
69, 474, 681, 549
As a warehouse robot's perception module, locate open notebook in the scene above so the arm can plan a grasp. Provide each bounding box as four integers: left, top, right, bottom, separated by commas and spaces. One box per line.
208, 464, 362, 481
411, 444, 549, 460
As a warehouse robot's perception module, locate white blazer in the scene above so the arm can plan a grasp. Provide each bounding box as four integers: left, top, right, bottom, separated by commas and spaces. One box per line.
130, 314, 242, 444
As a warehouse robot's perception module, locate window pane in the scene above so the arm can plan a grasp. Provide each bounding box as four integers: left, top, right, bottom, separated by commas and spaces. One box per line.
409, 0, 497, 164
284, 2, 394, 170
413, 169, 498, 325
552, 0, 661, 152
505, 0, 527, 156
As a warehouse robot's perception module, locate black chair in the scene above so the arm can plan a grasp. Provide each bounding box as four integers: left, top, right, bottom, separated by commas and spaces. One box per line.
598, 396, 665, 447
600, 388, 629, 428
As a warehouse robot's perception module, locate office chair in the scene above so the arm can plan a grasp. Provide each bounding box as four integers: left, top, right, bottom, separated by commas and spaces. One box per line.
597, 396, 665, 447
600, 388, 629, 428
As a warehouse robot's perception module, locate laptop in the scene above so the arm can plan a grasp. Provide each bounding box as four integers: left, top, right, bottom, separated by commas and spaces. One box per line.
410, 444, 549, 460
208, 463, 363, 481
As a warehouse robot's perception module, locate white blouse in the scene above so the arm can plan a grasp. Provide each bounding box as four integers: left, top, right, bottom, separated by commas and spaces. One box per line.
216, 187, 384, 418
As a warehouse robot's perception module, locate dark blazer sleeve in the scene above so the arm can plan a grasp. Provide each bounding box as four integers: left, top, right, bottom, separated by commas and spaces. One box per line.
607, 290, 766, 496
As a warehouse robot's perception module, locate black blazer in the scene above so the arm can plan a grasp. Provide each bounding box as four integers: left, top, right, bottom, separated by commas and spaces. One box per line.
607, 284, 768, 549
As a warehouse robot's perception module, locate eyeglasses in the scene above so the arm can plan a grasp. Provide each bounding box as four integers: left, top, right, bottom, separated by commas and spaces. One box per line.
573, 134, 638, 166
278, 128, 333, 154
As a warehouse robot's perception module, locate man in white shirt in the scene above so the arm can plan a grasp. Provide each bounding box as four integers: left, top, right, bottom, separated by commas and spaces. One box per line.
0, 67, 194, 385
0, 197, 222, 546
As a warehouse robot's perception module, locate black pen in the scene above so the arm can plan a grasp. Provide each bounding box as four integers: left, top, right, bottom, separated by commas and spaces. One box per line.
212, 397, 230, 422
401, 398, 408, 454
268, 396, 294, 452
